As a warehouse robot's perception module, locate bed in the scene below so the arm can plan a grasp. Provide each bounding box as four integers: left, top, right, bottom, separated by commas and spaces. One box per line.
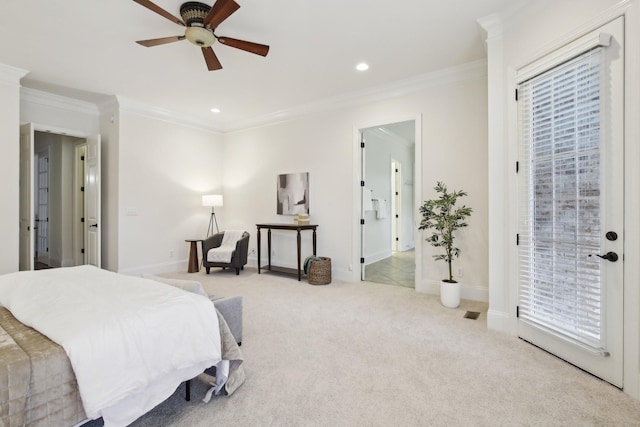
0, 265, 237, 427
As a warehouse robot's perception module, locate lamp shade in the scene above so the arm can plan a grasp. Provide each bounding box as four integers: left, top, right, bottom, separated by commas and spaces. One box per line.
202, 194, 223, 207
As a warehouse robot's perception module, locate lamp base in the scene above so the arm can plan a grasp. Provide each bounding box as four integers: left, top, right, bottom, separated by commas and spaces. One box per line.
206, 209, 219, 237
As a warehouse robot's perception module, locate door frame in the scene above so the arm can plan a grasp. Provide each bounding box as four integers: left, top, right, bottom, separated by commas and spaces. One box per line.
19, 123, 101, 270
353, 114, 422, 287
492, 2, 640, 398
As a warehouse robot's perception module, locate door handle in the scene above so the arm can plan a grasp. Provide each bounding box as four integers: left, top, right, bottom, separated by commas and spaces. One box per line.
89, 224, 98, 228
589, 251, 619, 262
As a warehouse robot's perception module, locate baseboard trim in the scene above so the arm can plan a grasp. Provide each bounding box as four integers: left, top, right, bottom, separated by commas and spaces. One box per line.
416, 279, 488, 302
487, 309, 513, 334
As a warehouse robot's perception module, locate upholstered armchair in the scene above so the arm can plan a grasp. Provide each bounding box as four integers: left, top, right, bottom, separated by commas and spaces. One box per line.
202, 231, 250, 275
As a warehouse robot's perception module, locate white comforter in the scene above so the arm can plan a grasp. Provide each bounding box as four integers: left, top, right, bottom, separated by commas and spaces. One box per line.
0, 265, 221, 427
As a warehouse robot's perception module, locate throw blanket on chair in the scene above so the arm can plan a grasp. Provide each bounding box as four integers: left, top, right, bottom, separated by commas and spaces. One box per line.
207, 230, 245, 263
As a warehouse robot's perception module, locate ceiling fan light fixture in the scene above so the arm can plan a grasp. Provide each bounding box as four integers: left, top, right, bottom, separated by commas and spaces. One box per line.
185, 26, 216, 47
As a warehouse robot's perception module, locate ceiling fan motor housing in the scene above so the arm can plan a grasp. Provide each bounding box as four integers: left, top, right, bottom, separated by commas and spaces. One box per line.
180, 2, 216, 46
180, 2, 211, 26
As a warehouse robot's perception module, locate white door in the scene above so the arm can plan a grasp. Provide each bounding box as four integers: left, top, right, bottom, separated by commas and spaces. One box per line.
360, 131, 367, 280
19, 123, 34, 271
85, 134, 101, 268
517, 18, 624, 386
391, 160, 401, 252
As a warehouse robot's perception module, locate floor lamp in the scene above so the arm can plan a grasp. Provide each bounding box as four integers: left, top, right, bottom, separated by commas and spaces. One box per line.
202, 194, 223, 237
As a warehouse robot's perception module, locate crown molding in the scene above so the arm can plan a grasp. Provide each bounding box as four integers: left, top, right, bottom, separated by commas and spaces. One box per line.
477, 14, 504, 41
97, 95, 119, 113
0, 63, 28, 87
224, 59, 487, 133
116, 96, 222, 134
20, 87, 99, 116
14, 59, 487, 136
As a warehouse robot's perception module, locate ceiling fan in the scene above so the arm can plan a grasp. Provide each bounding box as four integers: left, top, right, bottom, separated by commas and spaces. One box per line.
133, 0, 270, 71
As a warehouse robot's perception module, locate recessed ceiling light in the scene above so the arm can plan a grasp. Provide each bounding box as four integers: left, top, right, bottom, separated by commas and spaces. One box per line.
356, 62, 369, 71
210, 108, 221, 114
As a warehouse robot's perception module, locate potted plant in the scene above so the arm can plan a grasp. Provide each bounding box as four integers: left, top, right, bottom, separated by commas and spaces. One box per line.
419, 181, 472, 308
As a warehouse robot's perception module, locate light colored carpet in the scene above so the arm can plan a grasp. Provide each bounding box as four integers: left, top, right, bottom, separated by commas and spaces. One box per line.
84, 268, 640, 426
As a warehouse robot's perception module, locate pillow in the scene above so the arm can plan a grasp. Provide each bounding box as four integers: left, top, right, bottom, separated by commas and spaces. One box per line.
141, 273, 208, 297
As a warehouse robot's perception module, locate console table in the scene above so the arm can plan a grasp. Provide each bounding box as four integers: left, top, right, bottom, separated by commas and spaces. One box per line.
256, 223, 318, 281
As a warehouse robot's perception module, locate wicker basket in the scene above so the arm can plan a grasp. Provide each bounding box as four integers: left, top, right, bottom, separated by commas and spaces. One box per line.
308, 257, 332, 285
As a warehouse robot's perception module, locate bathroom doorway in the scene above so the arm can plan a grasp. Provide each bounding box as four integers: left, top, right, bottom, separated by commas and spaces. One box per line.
360, 120, 416, 288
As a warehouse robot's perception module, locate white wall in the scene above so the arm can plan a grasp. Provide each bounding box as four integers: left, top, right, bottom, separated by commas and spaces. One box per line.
0, 65, 27, 274
20, 88, 100, 136
116, 109, 224, 274
482, 0, 640, 398
223, 65, 489, 295
99, 98, 120, 271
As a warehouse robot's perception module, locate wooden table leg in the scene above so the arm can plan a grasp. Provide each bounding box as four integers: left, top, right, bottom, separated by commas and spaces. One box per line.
297, 229, 302, 281
312, 228, 317, 255
257, 226, 261, 274
267, 228, 272, 270
187, 241, 199, 273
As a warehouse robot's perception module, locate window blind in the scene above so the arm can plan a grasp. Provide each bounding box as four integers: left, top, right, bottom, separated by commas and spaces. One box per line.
518, 47, 605, 350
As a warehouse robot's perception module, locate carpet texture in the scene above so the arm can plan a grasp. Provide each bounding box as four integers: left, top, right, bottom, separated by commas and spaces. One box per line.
83, 268, 640, 426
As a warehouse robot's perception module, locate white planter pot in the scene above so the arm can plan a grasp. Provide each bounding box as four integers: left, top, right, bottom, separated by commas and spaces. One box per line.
440, 280, 460, 308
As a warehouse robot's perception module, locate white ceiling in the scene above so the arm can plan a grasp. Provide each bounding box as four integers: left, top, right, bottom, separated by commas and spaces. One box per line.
0, 0, 518, 132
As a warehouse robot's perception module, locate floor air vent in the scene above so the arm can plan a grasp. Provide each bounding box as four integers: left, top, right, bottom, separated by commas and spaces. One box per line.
464, 311, 480, 320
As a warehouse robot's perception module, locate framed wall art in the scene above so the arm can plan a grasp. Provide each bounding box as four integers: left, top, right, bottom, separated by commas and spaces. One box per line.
277, 172, 309, 215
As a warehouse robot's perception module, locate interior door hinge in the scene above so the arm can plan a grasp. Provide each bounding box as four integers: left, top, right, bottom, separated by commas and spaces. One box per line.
81, 186, 85, 192
81, 155, 85, 161
516, 234, 520, 245
360, 257, 365, 264
515, 88, 519, 101
81, 217, 85, 223
360, 180, 365, 187
516, 161, 519, 173
81, 248, 85, 254
516, 306, 520, 318
361, 142, 365, 148
360, 219, 365, 225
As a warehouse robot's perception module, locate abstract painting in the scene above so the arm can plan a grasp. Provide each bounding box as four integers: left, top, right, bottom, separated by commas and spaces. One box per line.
277, 172, 309, 215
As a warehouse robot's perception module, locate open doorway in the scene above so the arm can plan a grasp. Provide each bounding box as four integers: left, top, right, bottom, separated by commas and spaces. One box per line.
360, 120, 416, 288
33, 132, 87, 269
19, 123, 101, 271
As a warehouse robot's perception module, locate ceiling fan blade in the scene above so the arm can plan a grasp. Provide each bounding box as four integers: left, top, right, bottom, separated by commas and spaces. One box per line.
203, 0, 240, 29
217, 37, 270, 56
202, 47, 223, 71
136, 36, 185, 47
133, 0, 185, 26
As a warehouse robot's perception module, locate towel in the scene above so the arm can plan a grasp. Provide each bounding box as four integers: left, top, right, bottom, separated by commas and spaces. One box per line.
363, 187, 374, 211
207, 230, 245, 263
375, 199, 388, 219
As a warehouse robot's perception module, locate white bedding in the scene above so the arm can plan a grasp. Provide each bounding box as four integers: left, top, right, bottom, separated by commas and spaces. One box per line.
0, 265, 222, 427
